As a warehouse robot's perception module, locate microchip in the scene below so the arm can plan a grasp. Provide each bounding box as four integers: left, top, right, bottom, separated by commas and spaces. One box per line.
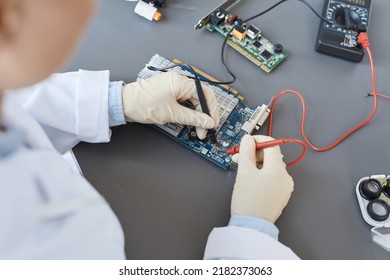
260, 50, 272, 60
253, 40, 262, 49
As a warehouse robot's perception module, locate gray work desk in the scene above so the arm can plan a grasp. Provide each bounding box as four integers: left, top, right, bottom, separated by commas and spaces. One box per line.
66, 0, 390, 259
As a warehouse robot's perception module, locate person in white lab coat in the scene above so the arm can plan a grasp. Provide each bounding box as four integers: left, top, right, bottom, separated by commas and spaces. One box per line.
0, 0, 298, 259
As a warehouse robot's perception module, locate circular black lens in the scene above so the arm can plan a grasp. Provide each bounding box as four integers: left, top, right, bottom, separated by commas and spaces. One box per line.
367, 199, 390, 222
359, 179, 382, 200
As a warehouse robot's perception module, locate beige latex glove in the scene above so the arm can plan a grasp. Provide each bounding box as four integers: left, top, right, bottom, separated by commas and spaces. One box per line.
231, 135, 294, 223
122, 71, 220, 139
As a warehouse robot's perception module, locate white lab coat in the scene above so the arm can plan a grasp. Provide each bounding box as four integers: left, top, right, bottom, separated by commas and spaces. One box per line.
0, 70, 298, 259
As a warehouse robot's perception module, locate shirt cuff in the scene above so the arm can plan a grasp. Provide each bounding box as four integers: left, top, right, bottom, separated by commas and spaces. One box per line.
108, 81, 126, 127
228, 215, 279, 240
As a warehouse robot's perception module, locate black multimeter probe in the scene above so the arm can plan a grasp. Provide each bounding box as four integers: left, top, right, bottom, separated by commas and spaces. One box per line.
193, 77, 217, 143
148, 63, 218, 143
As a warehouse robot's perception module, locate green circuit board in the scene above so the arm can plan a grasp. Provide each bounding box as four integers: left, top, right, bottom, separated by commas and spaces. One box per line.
205, 9, 288, 73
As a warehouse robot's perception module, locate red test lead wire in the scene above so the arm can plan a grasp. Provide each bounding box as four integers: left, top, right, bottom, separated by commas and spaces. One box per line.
268, 32, 377, 153
226, 138, 307, 167
226, 32, 376, 167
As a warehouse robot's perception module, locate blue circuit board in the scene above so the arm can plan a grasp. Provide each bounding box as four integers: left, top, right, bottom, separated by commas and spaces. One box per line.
155, 100, 253, 169
138, 54, 265, 169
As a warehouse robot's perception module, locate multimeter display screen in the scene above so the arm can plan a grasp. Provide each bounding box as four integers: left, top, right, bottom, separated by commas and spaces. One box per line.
348, 0, 366, 5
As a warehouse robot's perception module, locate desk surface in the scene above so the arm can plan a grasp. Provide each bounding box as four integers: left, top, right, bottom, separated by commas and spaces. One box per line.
67, 0, 390, 259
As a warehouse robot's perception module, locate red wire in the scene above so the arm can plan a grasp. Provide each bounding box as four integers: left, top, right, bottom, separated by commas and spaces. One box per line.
268, 33, 377, 153
227, 138, 307, 167
230, 33, 376, 167
281, 138, 307, 167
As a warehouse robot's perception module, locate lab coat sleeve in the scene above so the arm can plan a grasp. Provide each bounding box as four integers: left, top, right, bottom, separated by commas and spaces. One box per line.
203, 226, 300, 260
8, 70, 111, 153
108, 81, 126, 127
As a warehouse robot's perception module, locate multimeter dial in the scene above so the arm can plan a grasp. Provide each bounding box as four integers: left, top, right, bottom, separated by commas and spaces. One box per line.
315, 0, 372, 62
324, 0, 369, 35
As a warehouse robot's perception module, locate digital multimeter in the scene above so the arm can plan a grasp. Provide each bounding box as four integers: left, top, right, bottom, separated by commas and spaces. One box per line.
315, 0, 372, 62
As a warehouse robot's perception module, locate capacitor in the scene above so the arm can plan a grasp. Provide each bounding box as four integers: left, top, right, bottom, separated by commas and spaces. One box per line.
134, 1, 161, 21
188, 130, 198, 142
227, 14, 238, 25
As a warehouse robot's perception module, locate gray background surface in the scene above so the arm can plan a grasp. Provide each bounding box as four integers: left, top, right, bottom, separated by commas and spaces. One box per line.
65, 0, 390, 259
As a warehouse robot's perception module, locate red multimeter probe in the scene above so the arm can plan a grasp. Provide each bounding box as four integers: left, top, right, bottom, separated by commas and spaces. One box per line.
226, 138, 307, 167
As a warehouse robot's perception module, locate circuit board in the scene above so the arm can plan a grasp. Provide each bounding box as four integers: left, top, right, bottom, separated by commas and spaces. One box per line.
137, 54, 269, 169
204, 8, 288, 73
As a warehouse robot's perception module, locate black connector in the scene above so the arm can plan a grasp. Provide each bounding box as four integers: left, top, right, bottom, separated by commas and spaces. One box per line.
142, 0, 166, 8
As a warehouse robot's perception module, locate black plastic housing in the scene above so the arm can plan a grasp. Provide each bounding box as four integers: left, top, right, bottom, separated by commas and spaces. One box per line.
315, 0, 372, 62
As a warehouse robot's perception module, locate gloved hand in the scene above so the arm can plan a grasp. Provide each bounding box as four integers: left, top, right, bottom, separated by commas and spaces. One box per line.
231, 135, 294, 223
122, 71, 220, 139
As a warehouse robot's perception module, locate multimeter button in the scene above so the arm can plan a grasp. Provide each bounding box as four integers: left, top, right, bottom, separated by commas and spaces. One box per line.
359, 179, 382, 200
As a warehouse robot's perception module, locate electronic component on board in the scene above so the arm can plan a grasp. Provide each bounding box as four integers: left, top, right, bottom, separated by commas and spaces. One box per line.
247, 25, 260, 40
227, 14, 238, 25
260, 50, 272, 60
194, 1, 287, 73
188, 130, 198, 142
315, 0, 372, 62
241, 104, 271, 133
252, 40, 262, 49
232, 25, 247, 40
274, 44, 284, 54
137, 54, 271, 169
